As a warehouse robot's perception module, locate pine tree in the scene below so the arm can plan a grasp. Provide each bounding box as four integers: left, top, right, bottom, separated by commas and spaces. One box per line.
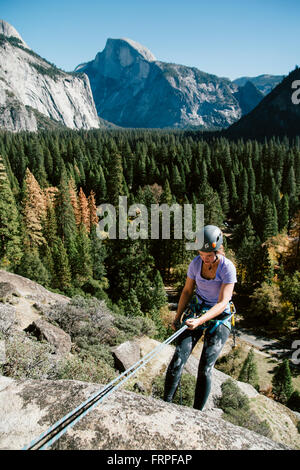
160, 179, 173, 205
222, 144, 232, 177
272, 359, 294, 404
78, 187, 90, 232
97, 166, 107, 202
255, 244, 274, 285
56, 169, 77, 243
189, 158, 201, 193
150, 270, 168, 310
43, 244, 55, 283
68, 177, 81, 227
248, 165, 256, 202
171, 164, 182, 195
88, 190, 99, 231
0, 155, 22, 268
159, 142, 169, 166
219, 173, 230, 217
77, 161, 86, 187
235, 215, 259, 287
31, 140, 48, 187
200, 158, 208, 182
9, 142, 27, 183
55, 169, 79, 279
51, 237, 72, 291
106, 238, 155, 306
229, 171, 238, 210
240, 167, 249, 211
90, 226, 107, 283
43, 193, 58, 247
285, 166, 296, 200
198, 183, 224, 227
48, 136, 62, 186
74, 224, 93, 283
278, 194, 289, 231
255, 159, 263, 195
44, 147, 53, 180
107, 151, 124, 207
136, 153, 147, 186
17, 248, 51, 286
23, 168, 47, 248
262, 196, 278, 242
268, 175, 277, 203
238, 348, 259, 390
118, 289, 144, 318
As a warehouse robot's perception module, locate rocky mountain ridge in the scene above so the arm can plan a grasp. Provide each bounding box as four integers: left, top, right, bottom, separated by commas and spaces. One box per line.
0, 20, 30, 49
75, 38, 265, 129
0, 20, 102, 132
233, 74, 284, 95
0, 20, 283, 132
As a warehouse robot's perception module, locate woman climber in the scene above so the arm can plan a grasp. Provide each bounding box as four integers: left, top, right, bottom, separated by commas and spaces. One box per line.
164, 225, 237, 410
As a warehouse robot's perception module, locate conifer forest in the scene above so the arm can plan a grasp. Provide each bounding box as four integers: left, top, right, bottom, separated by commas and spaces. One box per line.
0, 129, 299, 337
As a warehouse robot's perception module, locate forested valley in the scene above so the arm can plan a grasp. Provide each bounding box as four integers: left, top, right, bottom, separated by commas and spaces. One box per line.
0, 129, 299, 338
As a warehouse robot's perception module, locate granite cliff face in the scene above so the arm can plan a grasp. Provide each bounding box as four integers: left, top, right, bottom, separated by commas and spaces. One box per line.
0, 375, 289, 450
75, 38, 263, 130
0, 20, 101, 132
0, 270, 298, 450
0, 21, 268, 132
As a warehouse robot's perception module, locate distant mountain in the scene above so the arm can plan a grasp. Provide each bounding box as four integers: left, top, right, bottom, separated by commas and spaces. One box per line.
0, 21, 271, 133
232, 81, 264, 115
233, 74, 284, 96
75, 38, 263, 130
227, 68, 300, 139
0, 20, 103, 132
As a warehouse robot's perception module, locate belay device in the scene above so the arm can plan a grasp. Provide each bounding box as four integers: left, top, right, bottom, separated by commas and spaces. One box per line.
180, 295, 235, 334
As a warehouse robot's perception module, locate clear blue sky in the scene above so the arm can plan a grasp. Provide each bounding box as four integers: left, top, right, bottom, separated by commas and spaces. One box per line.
1, 0, 299, 80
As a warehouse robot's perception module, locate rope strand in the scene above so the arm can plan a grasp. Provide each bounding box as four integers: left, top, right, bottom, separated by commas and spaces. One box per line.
23, 324, 188, 450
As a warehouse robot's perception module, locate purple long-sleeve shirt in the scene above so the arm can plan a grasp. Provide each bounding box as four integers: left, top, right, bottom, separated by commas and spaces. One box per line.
187, 255, 237, 307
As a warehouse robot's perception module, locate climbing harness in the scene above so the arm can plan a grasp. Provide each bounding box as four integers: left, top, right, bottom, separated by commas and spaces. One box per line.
23, 298, 236, 450
180, 295, 234, 334
22, 323, 189, 450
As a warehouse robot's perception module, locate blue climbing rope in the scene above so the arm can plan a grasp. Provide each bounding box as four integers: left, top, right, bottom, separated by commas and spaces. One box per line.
22, 324, 188, 450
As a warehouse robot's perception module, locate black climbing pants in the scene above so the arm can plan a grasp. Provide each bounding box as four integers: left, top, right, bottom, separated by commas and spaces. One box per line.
164, 323, 230, 410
